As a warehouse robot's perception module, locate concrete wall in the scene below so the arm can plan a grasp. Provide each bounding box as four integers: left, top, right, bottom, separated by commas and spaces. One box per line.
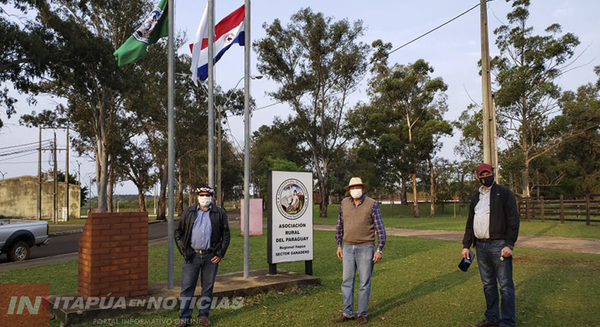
0, 175, 81, 220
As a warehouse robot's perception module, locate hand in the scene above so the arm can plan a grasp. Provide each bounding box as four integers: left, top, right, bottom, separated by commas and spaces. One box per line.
501, 246, 513, 258
373, 251, 382, 263
461, 248, 471, 260
211, 256, 221, 264
336, 246, 343, 260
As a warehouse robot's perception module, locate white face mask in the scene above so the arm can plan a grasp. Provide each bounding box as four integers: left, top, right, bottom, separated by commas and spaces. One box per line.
198, 196, 212, 207
350, 189, 363, 199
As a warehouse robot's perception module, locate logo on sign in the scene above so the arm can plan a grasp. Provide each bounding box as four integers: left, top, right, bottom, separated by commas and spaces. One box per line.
275, 179, 308, 220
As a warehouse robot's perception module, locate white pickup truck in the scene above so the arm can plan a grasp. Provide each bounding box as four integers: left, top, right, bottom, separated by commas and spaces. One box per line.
0, 219, 51, 262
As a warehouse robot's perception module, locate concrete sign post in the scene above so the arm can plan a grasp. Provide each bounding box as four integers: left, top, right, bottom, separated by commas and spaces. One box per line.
267, 171, 313, 275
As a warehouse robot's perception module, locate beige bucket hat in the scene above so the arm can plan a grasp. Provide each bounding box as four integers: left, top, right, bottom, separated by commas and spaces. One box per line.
343, 177, 369, 190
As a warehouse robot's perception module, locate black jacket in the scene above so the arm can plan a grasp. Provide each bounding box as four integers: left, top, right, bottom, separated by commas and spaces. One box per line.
175, 204, 231, 262
462, 183, 520, 249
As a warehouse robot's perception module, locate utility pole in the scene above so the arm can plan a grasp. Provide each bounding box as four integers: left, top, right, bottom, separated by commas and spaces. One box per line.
53, 132, 58, 225
65, 126, 69, 221
480, 0, 498, 171
37, 126, 42, 221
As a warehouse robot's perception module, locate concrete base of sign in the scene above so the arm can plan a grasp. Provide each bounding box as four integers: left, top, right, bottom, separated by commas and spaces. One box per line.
48, 269, 320, 327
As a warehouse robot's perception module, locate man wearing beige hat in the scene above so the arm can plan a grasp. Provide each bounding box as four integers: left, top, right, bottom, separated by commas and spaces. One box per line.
334, 177, 386, 324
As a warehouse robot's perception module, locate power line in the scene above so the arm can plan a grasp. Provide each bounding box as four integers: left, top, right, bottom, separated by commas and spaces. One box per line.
0, 143, 52, 158
388, 0, 492, 56
0, 139, 52, 150
0, 151, 39, 162
255, 101, 282, 111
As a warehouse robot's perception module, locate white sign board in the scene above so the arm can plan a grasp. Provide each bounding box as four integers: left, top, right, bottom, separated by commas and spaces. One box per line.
268, 171, 313, 264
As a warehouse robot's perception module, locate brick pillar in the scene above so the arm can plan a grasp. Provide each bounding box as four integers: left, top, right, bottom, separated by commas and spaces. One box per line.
78, 212, 149, 299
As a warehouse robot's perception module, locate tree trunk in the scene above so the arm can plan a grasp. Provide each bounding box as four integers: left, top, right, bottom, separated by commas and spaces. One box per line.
94, 87, 117, 213
319, 178, 329, 218
313, 153, 329, 218
157, 157, 167, 221
95, 107, 109, 213
428, 157, 435, 218
411, 172, 419, 217
177, 156, 183, 215
138, 189, 147, 212
401, 175, 408, 205
107, 160, 115, 212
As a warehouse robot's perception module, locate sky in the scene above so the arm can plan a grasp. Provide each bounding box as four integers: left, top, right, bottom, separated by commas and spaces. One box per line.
1, 0, 599, 196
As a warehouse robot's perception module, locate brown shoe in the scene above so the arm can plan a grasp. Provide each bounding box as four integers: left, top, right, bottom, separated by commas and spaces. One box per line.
358, 315, 368, 324
199, 316, 212, 327
334, 315, 355, 323
471, 321, 499, 327
175, 321, 189, 327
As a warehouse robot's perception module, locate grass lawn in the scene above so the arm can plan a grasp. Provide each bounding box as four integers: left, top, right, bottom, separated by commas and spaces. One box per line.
314, 203, 600, 240
1, 228, 599, 326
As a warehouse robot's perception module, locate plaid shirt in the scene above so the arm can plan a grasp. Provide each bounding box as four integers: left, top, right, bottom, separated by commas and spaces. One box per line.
335, 196, 386, 252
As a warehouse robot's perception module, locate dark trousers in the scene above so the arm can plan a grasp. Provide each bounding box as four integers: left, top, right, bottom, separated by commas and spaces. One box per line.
476, 240, 516, 327
179, 252, 219, 321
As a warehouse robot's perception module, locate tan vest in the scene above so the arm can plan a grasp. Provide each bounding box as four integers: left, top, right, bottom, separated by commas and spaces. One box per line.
341, 197, 376, 245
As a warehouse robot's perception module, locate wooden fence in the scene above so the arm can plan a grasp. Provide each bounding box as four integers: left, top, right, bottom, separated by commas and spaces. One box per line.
517, 194, 600, 225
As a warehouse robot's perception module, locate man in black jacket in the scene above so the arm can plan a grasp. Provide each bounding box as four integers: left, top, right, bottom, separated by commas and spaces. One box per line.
462, 163, 520, 327
175, 185, 230, 327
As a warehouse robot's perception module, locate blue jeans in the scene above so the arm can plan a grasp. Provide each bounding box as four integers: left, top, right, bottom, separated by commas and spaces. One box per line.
341, 244, 374, 317
179, 252, 219, 321
476, 240, 516, 327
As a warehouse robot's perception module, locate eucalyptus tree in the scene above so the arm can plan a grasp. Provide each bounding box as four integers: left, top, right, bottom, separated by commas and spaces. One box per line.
254, 8, 370, 217
347, 100, 407, 203
490, 0, 581, 197
554, 66, 600, 194
0, 0, 66, 129
17, 0, 154, 212
365, 41, 451, 217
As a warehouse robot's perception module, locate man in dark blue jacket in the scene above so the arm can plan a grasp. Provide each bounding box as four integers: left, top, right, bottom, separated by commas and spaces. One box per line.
462, 163, 520, 327
175, 185, 230, 327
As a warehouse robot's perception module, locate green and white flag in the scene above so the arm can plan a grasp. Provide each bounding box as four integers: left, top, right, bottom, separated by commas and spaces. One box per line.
113, 0, 169, 67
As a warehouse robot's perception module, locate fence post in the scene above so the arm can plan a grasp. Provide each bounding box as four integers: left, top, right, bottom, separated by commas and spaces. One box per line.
526, 197, 531, 222
586, 194, 591, 226
559, 194, 565, 224
540, 196, 545, 222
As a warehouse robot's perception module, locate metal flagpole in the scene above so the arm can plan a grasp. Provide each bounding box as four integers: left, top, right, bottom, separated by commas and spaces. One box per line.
243, 0, 251, 278
208, 0, 215, 188
167, 0, 175, 289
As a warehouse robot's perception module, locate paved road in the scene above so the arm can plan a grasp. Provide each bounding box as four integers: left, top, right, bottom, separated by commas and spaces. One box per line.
0, 220, 171, 265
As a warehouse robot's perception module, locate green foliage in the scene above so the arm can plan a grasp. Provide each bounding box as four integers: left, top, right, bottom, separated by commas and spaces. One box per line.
257, 158, 301, 201
490, 0, 581, 197
349, 47, 452, 216
553, 67, 600, 194
254, 8, 370, 217
251, 118, 309, 198
3, 228, 600, 327
0, 0, 66, 128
